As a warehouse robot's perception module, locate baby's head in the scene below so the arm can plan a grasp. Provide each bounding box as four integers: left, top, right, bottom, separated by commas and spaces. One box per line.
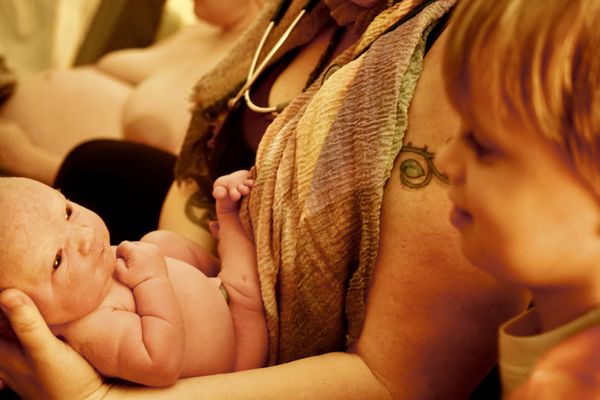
0, 177, 115, 326
438, 0, 600, 285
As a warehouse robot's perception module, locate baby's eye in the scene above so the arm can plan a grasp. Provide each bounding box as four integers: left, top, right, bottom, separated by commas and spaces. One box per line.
53, 251, 62, 270
463, 132, 493, 157
66, 204, 73, 220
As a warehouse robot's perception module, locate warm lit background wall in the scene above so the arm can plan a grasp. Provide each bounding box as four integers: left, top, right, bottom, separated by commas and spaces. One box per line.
0, 0, 196, 75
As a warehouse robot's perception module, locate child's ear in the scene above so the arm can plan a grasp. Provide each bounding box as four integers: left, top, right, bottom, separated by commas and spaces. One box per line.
0, 310, 16, 338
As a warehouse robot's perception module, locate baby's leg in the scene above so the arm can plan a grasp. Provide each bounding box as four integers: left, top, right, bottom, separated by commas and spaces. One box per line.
212, 169, 268, 370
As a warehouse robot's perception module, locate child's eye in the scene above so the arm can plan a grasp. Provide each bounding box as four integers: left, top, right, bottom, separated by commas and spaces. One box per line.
53, 251, 62, 270
66, 205, 72, 220
463, 132, 493, 157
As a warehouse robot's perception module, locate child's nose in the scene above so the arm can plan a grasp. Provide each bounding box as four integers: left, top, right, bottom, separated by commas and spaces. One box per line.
436, 138, 464, 185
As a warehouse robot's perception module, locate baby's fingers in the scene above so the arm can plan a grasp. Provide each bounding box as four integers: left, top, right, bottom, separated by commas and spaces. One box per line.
114, 257, 129, 281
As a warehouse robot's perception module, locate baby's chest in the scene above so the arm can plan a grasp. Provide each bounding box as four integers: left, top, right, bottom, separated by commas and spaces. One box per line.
101, 281, 136, 312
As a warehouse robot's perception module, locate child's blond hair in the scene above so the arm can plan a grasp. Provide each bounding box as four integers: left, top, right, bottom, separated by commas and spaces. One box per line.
444, 0, 600, 194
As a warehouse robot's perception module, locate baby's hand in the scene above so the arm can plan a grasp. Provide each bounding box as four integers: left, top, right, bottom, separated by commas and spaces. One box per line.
115, 241, 168, 289
212, 168, 255, 214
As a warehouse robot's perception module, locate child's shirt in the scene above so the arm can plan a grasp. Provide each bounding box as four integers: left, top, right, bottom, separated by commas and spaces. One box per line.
499, 306, 600, 396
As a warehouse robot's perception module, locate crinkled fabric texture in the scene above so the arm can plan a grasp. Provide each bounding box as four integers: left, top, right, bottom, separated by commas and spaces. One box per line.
241, 0, 457, 364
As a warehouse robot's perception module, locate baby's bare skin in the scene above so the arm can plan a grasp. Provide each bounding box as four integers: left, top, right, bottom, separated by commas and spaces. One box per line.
0, 172, 267, 386
55, 243, 236, 385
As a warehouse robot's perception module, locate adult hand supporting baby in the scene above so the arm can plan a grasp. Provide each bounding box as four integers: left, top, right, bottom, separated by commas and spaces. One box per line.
0, 288, 106, 399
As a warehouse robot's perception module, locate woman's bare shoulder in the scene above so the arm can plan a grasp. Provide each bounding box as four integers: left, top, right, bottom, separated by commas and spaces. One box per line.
350, 29, 528, 398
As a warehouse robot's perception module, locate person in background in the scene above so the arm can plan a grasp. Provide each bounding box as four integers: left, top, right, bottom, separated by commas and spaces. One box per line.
0, 0, 262, 184
0, 0, 528, 398
438, 0, 600, 398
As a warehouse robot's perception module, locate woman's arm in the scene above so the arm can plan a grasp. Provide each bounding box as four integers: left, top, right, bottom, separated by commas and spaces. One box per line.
105, 352, 389, 399
0, 287, 386, 399
158, 180, 216, 254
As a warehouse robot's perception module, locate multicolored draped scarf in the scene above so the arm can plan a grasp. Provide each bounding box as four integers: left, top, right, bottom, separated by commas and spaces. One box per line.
176, 0, 457, 365
242, 0, 456, 364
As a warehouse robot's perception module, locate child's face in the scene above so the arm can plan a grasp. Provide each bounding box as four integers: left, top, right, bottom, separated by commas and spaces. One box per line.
0, 178, 115, 325
437, 103, 600, 287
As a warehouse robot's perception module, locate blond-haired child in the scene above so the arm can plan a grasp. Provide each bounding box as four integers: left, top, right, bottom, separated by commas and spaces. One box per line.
438, 0, 600, 398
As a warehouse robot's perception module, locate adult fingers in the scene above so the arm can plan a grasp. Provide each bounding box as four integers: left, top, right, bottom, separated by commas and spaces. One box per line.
0, 289, 54, 356
0, 289, 105, 399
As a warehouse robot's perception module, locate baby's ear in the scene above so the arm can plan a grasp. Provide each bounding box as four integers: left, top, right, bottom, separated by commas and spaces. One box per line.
0, 310, 16, 338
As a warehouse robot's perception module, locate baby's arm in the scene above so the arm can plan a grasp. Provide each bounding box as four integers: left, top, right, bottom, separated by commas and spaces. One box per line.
212, 169, 269, 370
83, 241, 185, 386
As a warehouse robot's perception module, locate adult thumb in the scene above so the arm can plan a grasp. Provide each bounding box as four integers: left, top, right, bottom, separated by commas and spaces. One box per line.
0, 288, 53, 355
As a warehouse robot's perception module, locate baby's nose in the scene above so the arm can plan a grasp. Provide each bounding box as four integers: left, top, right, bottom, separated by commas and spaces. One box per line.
70, 226, 94, 255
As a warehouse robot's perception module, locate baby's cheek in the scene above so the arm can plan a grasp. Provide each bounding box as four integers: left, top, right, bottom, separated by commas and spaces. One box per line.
31, 293, 67, 325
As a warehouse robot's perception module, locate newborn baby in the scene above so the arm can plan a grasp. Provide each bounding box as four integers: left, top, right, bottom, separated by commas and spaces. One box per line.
0, 172, 267, 387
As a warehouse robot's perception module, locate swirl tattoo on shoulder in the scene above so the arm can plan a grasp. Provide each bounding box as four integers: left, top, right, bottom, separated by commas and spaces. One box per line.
398, 143, 449, 189
185, 189, 216, 229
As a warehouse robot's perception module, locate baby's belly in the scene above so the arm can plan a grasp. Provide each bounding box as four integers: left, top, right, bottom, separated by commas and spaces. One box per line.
166, 258, 237, 376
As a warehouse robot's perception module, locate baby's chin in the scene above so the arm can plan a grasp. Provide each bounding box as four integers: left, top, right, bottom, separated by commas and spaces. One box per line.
41, 301, 96, 327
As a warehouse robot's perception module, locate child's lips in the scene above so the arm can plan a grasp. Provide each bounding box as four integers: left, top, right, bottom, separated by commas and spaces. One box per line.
450, 205, 472, 229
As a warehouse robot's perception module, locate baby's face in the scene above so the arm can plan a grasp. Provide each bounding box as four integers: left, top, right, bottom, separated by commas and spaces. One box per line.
0, 178, 115, 325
